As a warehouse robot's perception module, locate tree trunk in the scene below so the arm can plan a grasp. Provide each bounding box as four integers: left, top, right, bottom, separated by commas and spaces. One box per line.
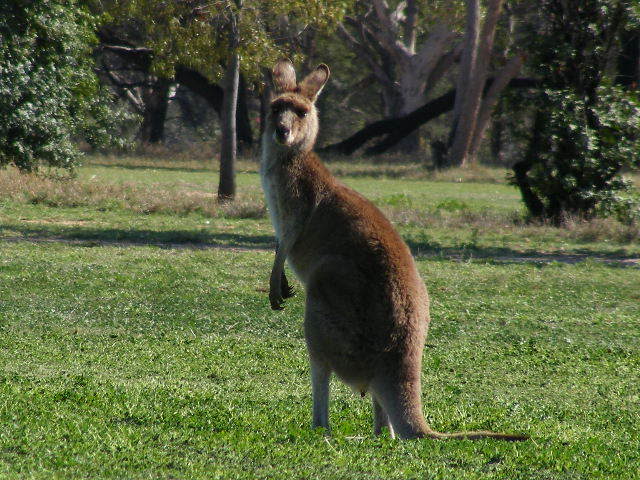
218, 52, 239, 202
448, 0, 504, 167
512, 110, 546, 220
467, 54, 522, 161
217, 0, 242, 202
138, 78, 171, 144
236, 73, 253, 152
451, 0, 480, 127
393, 62, 435, 153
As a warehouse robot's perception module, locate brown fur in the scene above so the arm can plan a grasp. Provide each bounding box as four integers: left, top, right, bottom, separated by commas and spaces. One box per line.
260, 59, 527, 441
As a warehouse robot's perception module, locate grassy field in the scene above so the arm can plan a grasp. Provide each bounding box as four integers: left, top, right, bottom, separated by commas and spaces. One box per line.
1, 155, 639, 479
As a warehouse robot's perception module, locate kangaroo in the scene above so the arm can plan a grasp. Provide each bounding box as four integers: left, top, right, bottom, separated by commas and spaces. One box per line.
260, 59, 527, 441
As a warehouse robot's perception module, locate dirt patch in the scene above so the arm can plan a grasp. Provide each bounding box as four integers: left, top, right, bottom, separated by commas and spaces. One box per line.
18, 219, 95, 226
490, 254, 640, 267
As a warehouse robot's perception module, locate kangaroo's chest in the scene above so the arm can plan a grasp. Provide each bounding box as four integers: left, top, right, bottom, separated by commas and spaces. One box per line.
260, 145, 298, 242
261, 167, 284, 240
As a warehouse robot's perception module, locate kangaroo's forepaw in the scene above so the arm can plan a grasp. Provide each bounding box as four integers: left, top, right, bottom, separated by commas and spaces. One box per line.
281, 271, 295, 299
282, 284, 295, 299
269, 290, 284, 310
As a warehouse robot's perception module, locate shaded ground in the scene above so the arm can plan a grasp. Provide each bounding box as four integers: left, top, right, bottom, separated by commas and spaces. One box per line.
3, 235, 638, 268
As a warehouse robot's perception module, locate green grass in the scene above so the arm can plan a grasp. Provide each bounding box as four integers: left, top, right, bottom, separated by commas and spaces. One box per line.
1, 156, 639, 478
1, 157, 639, 257
1, 242, 639, 479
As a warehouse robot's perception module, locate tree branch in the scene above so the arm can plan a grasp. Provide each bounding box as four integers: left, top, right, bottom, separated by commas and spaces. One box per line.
319, 77, 539, 156
174, 66, 224, 114
337, 22, 393, 86
102, 68, 145, 114
468, 54, 524, 158
371, 0, 412, 58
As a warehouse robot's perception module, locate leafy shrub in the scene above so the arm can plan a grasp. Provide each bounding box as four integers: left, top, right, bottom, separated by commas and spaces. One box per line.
510, 0, 640, 224
0, 0, 128, 172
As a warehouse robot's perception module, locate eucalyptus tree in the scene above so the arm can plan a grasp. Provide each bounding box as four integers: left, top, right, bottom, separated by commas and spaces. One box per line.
330, 0, 523, 161
447, 0, 523, 167
336, 0, 465, 152
101, 0, 350, 200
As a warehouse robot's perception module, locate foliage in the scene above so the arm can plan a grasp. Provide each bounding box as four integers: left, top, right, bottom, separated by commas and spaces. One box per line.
0, 0, 129, 172
103, 0, 352, 82
510, 0, 640, 223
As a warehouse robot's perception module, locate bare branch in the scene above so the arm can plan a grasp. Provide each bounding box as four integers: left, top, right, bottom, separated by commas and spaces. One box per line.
103, 69, 145, 114
337, 23, 393, 86
102, 44, 153, 55
468, 54, 523, 158
371, 0, 412, 58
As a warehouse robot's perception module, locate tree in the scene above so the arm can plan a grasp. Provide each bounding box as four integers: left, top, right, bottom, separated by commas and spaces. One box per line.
337, 0, 463, 152
100, 0, 350, 200
97, 31, 255, 148
217, 0, 242, 201
445, 0, 523, 167
510, 0, 640, 223
319, 76, 538, 155
329, 0, 523, 162
0, 0, 123, 172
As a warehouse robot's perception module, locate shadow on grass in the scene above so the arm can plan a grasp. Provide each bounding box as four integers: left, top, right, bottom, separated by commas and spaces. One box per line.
85, 162, 214, 174
0, 223, 275, 251
405, 235, 638, 268
2, 222, 638, 267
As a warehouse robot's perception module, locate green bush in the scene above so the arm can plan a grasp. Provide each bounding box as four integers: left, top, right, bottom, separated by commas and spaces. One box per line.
0, 0, 126, 172
510, 0, 640, 224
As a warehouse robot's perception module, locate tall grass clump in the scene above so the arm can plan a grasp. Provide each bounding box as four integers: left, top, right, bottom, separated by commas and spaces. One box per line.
0, 167, 265, 219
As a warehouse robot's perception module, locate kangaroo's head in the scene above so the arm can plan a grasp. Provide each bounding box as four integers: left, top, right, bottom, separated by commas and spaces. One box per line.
267, 59, 330, 152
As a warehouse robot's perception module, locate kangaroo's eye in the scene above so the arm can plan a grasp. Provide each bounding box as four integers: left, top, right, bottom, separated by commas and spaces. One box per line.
296, 110, 308, 118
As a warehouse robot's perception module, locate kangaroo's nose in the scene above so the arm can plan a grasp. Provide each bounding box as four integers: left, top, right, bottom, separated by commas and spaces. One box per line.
276, 126, 290, 138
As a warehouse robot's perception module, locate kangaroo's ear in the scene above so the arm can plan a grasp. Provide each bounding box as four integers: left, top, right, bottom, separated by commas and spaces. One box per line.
298, 64, 330, 102
272, 59, 297, 93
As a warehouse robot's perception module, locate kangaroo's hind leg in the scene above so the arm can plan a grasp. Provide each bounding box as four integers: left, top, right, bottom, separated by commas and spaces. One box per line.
310, 356, 331, 432
372, 396, 395, 438
370, 371, 430, 440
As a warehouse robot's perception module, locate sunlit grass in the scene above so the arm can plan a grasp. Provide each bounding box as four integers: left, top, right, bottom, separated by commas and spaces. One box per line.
1, 155, 639, 478
0, 241, 638, 479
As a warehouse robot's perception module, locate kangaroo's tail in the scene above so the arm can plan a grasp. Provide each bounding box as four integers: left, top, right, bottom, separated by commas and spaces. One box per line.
424, 429, 528, 441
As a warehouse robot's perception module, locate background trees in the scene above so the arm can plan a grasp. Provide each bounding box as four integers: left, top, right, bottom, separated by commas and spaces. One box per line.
0, 0, 124, 172
1, 0, 639, 223
96, 0, 349, 200
509, 0, 640, 223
